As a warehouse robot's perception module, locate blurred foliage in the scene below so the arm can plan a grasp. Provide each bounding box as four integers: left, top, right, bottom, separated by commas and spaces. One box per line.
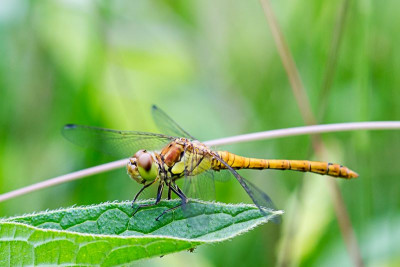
0, 0, 399, 266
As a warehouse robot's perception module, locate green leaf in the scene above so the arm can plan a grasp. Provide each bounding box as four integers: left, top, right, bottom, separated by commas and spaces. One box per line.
0, 200, 282, 265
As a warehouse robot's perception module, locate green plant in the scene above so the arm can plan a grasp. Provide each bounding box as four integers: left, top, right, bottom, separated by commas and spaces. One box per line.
0, 200, 281, 265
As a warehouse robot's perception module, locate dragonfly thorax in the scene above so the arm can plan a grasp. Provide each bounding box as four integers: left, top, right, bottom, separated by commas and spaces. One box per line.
161, 139, 213, 179
127, 150, 159, 184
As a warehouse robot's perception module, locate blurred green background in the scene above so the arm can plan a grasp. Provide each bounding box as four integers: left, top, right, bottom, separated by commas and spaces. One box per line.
1, 0, 399, 266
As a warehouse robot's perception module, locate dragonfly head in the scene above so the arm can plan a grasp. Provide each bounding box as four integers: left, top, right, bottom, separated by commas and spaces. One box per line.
127, 150, 159, 184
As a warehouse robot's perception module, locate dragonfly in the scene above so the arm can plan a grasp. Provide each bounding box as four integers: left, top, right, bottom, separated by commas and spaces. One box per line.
62, 105, 358, 221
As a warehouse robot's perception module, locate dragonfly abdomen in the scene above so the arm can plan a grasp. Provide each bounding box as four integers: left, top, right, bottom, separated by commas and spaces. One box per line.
213, 151, 358, 179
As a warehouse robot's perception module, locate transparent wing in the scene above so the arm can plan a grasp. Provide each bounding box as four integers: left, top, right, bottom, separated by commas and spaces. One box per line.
180, 147, 215, 231
62, 124, 175, 158
182, 168, 215, 202
212, 169, 232, 183
151, 105, 196, 140
181, 144, 215, 201
211, 152, 278, 213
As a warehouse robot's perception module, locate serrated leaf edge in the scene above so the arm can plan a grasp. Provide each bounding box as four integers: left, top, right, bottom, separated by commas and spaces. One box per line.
1, 200, 284, 243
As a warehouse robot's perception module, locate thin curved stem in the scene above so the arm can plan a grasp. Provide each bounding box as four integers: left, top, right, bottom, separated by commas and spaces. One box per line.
205, 121, 400, 147
0, 159, 128, 203
0, 121, 399, 203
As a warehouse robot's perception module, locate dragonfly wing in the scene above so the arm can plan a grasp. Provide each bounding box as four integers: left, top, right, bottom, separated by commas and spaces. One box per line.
181, 146, 215, 201
180, 170, 215, 234
182, 171, 215, 202
151, 105, 196, 140
211, 152, 278, 213
213, 169, 232, 183
62, 124, 174, 158
179, 148, 215, 232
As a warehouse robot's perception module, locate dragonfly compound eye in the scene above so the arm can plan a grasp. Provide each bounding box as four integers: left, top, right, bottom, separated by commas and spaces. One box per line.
134, 149, 146, 158
137, 152, 158, 181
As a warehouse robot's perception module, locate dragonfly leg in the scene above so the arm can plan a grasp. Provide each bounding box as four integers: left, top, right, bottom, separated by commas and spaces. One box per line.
155, 202, 183, 221
171, 183, 188, 203
131, 180, 157, 208
132, 181, 164, 217
176, 184, 185, 197
167, 185, 172, 200
155, 183, 188, 221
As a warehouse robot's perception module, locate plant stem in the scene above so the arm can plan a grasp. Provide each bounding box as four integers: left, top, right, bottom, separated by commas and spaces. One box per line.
259, 0, 316, 125
318, 0, 350, 122
0, 159, 128, 203
258, 0, 363, 266
206, 121, 400, 147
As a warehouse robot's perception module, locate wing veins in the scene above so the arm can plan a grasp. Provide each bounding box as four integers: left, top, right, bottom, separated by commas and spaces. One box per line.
211, 152, 276, 212
151, 105, 196, 140
62, 124, 175, 158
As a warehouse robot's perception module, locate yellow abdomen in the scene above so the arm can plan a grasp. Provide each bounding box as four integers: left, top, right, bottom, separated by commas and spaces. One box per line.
212, 151, 358, 179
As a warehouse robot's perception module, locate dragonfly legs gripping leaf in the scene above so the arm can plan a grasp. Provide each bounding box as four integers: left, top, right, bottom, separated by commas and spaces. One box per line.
167, 186, 172, 200
132, 182, 164, 216
131, 179, 189, 220
155, 202, 183, 221
131, 181, 156, 207
155, 183, 188, 221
